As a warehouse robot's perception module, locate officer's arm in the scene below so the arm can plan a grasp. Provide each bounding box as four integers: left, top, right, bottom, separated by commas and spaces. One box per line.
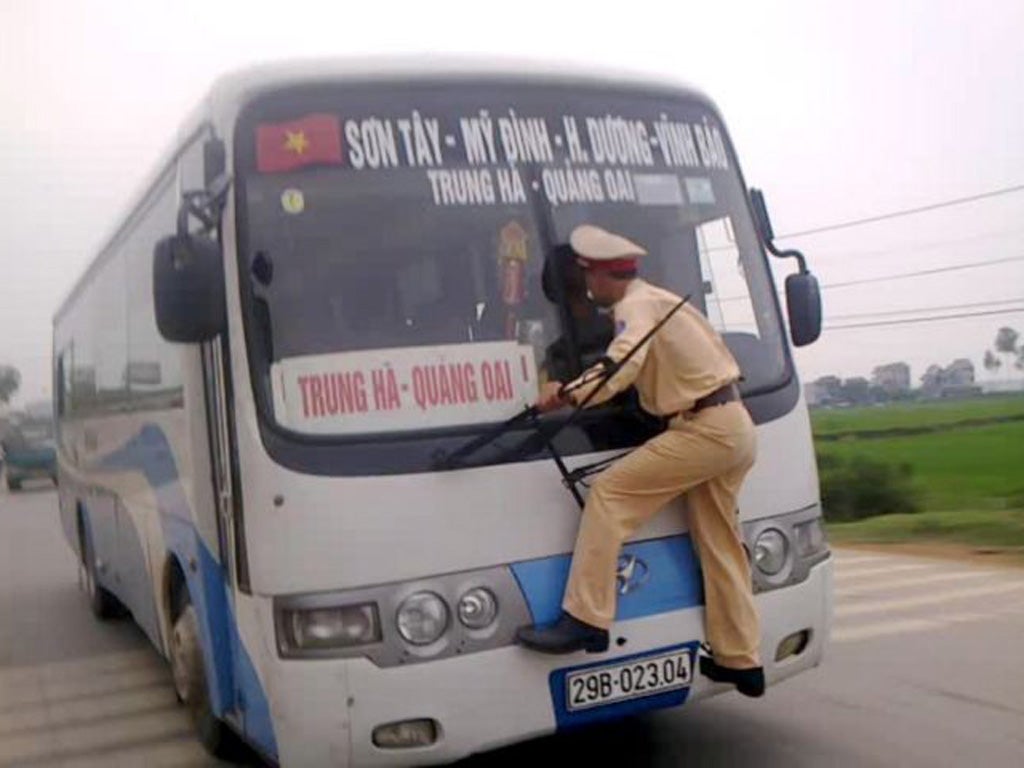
561, 299, 655, 408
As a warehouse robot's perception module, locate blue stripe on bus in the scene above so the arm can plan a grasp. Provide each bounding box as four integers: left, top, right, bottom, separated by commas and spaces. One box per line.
509, 534, 705, 626
102, 424, 278, 760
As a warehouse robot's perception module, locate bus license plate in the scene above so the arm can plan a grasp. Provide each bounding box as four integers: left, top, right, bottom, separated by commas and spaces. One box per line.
565, 649, 692, 712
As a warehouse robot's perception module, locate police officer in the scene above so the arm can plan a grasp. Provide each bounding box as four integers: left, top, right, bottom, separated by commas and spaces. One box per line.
515, 224, 765, 698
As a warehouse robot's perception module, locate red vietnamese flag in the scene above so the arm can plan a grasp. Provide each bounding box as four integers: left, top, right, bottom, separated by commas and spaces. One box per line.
256, 113, 343, 173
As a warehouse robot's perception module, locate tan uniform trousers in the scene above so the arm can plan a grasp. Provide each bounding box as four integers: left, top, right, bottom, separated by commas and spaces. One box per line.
562, 400, 761, 669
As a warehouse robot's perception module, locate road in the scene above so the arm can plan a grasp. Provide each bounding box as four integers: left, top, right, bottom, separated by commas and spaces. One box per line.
2, 486, 1022, 767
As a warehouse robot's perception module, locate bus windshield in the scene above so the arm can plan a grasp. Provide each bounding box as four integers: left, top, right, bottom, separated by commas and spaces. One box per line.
235, 81, 788, 439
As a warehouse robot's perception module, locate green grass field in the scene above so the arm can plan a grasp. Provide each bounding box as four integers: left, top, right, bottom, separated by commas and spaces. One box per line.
811, 395, 1024, 436
812, 395, 1024, 555
818, 422, 1024, 511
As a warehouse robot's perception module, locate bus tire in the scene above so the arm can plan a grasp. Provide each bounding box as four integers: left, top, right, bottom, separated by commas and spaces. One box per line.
6, 476, 20, 492
79, 516, 122, 620
170, 601, 242, 759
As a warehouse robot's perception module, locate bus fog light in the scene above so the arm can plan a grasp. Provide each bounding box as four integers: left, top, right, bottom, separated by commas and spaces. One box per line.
457, 588, 498, 630
754, 529, 789, 575
372, 718, 439, 749
775, 630, 811, 662
397, 592, 449, 646
282, 604, 380, 651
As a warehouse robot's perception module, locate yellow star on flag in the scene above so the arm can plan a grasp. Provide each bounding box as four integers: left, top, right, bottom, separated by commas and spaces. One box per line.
284, 130, 310, 155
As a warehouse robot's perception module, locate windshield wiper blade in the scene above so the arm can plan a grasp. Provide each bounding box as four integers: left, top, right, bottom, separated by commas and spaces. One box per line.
436, 407, 588, 506
432, 404, 540, 471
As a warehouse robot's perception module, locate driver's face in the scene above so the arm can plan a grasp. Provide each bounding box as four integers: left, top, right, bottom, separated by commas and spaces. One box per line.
583, 269, 618, 308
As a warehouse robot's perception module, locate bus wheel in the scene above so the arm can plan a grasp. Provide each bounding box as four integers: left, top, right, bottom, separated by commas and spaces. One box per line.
170, 602, 241, 758
80, 518, 121, 619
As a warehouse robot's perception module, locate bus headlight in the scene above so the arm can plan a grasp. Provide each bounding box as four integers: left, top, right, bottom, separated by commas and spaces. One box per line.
457, 588, 498, 630
744, 507, 830, 593
397, 592, 450, 646
753, 529, 789, 576
280, 604, 381, 652
793, 517, 827, 557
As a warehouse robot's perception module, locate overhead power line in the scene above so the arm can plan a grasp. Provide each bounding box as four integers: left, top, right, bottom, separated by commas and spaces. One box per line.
718, 254, 1024, 303
823, 255, 1024, 290
809, 226, 1024, 261
826, 298, 1024, 322
824, 307, 1024, 332
778, 183, 1024, 239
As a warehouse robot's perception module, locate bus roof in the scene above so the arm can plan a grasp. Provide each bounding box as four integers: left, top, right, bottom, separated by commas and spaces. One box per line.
53, 56, 716, 323
206, 55, 711, 108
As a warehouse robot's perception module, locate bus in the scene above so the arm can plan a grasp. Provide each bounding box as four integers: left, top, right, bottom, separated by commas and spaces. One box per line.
52, 58, 831, 766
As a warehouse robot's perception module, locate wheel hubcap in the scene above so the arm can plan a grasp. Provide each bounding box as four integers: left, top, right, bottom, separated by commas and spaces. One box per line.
171, 626, 191, 702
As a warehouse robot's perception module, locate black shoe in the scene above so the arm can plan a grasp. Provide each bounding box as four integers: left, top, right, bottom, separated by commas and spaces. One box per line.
516, 612, 609, 655
699, 655, 766, 698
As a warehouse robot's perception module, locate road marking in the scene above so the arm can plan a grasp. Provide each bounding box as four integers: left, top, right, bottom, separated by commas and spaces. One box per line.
831, 611, 991, 642
835, 569, 1000, 598
56, 736, 217, 768
832, 554, 884, 566
0, 709, 193, 766
834, 563, 937, 581
0, 665, 171, 710
0, 685, 178, 737
0, 651, 214, 766
834, 582, 1024, 618
0, 649, 159, 691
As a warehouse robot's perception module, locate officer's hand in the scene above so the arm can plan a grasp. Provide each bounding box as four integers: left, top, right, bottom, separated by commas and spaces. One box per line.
535, 381, 569, 413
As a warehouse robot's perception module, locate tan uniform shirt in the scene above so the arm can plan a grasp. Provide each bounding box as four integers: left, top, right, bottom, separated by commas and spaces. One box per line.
565, 279, 741, 415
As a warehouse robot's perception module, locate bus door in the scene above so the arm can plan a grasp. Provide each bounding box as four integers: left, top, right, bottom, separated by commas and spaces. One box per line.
181, 134, 248, 733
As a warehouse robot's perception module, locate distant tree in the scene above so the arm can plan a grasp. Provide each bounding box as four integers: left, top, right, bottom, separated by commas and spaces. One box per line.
0, 365, 20, 404
995, 327, 1020, 354
983, 350, 1002, 372
991, 326, 1022, 374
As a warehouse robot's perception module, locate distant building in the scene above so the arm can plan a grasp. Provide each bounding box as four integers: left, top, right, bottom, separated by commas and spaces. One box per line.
981, 378, 1024, 394
920, 364, 944, 396
804, 382, 825, 407
921, 359, 980, 399
871, 362, 911, 395
945, 359, 975, 387
806, 375, 843, 407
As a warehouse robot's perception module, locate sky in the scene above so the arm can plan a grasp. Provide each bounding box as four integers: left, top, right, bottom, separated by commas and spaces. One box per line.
2, 0, 1023, 407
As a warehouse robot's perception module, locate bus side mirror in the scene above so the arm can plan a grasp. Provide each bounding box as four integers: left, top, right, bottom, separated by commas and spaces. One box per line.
750, 186, 823, 347
153, 234, 226, 343
785, 272, 822, 347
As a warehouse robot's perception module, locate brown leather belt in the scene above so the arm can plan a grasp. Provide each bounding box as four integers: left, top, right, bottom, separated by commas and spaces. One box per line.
667, 383, 740, 420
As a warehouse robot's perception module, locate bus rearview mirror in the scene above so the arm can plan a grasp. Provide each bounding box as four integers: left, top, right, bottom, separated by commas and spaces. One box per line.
153, 234, 226, 343
785, 272, 822, 347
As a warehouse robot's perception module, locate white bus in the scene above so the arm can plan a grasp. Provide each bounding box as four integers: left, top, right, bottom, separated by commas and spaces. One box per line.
53, 58, 831, 766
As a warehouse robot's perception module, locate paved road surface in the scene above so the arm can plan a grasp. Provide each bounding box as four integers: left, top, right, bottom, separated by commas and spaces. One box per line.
2, 486, 1022, 766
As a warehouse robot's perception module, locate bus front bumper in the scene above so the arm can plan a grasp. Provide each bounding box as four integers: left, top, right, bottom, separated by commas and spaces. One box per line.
268, 556, 833, 767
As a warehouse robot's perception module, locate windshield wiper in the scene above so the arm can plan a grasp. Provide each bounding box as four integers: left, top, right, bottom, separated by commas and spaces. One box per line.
434, 295, 690, 507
